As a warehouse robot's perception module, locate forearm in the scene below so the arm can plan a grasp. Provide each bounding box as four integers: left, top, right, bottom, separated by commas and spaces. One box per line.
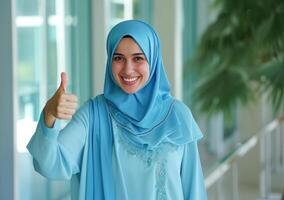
27, 101, 89, 180
27, 112, 77, 180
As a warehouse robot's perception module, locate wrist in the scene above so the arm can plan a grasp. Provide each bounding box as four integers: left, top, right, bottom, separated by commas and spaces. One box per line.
44, 103, 56, 127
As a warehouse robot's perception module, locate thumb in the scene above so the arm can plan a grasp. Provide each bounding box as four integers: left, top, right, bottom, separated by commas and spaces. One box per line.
59, 72, 68, 92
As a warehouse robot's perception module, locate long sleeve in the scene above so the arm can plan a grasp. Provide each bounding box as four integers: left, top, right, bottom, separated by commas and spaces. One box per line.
181, 141, 207, 200
27, 100, 90, 180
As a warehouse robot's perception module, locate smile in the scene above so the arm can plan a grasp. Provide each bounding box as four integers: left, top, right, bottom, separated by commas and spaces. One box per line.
121, 76, 140, 86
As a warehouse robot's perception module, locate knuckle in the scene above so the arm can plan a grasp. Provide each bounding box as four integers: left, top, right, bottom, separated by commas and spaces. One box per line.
56, 106, 61, 113
57, 113, 62, 119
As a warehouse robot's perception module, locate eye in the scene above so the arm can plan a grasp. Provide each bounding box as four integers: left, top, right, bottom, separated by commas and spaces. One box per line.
113, 55, 124, 62
134, 56, 144, 62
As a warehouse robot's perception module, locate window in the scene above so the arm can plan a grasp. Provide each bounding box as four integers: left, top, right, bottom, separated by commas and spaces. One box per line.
16, 0, 91, 199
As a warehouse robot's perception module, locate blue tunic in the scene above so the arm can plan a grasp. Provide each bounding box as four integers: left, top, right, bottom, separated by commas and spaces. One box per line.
27, 100, 207, 200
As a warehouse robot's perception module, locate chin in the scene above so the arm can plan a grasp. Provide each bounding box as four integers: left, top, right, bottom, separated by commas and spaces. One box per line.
123, 88, 138, 94
118, 82, 142, 94
120, 85, 142, 94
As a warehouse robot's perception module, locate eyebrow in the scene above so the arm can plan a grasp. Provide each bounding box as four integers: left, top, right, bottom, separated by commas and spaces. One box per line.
113, 52, 145, 56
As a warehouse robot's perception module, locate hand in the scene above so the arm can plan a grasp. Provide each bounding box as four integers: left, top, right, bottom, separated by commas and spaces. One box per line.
44, 72, 78, 127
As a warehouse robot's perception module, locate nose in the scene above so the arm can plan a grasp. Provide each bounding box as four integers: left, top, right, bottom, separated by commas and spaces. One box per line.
122, 59, 134, 75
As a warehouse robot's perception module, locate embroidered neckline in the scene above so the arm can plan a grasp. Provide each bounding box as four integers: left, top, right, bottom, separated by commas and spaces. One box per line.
112, 118, 181, 200
115, 124, 178, 167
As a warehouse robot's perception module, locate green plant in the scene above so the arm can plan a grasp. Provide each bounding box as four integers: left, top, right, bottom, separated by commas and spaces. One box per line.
190, 0, 284, 116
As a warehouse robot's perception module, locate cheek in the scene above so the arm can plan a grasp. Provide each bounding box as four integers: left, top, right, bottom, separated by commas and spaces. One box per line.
112, 64, 121, 78
111, 64, 123, 85
141, 64, 150, 81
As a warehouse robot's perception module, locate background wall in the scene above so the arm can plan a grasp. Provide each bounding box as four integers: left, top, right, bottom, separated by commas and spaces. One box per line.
0, 0, 16, 199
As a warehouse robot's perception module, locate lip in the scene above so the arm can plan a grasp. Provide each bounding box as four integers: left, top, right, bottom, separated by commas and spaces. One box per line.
120, 76, 140, 86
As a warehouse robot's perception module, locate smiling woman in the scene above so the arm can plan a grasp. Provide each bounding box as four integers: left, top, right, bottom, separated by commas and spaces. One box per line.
27, 20, 207, 200
112, 37, 150, 94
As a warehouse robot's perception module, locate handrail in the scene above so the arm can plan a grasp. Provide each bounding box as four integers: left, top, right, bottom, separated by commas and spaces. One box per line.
205, 116, 284, 189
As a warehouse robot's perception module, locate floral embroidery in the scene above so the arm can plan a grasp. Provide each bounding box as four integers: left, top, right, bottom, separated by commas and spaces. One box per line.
115, 125, 178, 167
155, 159, 167, 200
112, 119, 177, 199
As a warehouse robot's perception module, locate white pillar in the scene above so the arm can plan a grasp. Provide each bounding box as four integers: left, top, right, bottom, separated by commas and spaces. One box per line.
0, 0, 17, 199
153, 0, 183, 100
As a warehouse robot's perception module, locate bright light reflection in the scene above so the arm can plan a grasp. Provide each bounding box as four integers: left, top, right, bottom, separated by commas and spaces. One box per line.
17, 119, 37, 153
16, 15, 76, 27
16, 16, 43, 27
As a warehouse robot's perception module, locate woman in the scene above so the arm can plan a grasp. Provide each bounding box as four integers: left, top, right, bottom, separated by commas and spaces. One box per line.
27, 20, 207, 200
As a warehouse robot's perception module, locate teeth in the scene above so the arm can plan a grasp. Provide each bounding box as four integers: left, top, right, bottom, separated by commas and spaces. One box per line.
122, 77, 138, 82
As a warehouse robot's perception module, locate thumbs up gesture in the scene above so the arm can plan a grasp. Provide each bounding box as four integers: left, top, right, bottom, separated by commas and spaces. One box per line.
44, 72, 78, 127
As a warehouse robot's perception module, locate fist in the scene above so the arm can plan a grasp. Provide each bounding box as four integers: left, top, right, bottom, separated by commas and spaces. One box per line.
44, 72, 78, 123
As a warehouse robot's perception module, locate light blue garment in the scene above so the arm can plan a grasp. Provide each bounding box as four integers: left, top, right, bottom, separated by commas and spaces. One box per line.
27, 99, 207, 200
27, 19, 208, 200
111, 116, 207, 200
86, 95, 115, 200
85, 20, 206, 200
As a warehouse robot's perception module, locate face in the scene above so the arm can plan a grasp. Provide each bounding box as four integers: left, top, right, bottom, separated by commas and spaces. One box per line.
112, 37, 150, 94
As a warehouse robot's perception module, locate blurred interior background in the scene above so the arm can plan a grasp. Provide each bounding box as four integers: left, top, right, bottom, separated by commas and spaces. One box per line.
0, 0, 284, 199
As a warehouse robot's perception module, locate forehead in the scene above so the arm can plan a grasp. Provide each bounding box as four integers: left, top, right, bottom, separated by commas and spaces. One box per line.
114, 37, 143, 53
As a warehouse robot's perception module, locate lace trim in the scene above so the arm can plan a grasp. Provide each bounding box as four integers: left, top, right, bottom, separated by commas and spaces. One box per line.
118, 134, 171, 199
155, 159, 167, 200
112, 119, 179, 199
116, 127, 178, 167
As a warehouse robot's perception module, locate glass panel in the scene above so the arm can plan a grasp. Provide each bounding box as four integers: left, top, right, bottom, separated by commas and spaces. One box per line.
46, 26, 58, 96
16, 0, 92, 199
133, 0, 153, 24
16, 0, 40, 16
111, 3, 124, 19
17, 27, 40, 121
110, 0, 134, 27
47, 0, 56, 15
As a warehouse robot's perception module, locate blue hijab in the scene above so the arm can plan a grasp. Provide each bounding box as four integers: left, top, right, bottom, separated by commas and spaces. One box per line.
85, 20, 200, 200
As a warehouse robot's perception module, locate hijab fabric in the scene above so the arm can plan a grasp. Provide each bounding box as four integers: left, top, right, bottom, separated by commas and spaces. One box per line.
85, 20, 201, 200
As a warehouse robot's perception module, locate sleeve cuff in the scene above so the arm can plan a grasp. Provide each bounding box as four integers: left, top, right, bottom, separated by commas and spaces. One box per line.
39, 111, 61, 139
